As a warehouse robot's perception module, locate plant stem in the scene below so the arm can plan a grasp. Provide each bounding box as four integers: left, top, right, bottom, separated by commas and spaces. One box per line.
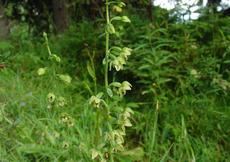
95, 109, 100, 144
105, 2, 114, 162
105, 0, 110, 90
149, 100, 159, 161
44, 34, 52, 56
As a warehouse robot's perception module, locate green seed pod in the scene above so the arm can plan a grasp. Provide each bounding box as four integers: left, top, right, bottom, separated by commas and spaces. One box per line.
106, 23, 116, 34
121, 16, 131, 23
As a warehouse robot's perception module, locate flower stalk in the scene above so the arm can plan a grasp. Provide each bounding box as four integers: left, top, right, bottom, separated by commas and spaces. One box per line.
105, 0, 110, 90
89, 1, 133, 161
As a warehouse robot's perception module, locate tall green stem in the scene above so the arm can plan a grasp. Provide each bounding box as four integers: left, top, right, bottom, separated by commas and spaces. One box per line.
44, 33, 52, 56
105, 2, 114, 162
105, 0, 110, 90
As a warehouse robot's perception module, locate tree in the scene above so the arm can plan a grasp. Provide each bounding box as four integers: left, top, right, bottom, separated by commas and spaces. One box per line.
0, 4, 10, 39
126, 0, 154, 20
207, 0, 221, 13
52, 0, 69, 32
147, 0, 153, 21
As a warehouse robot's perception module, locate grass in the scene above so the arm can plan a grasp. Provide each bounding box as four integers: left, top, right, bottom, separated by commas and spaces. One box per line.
1, 67, 229, 161
0, 69, 89, 161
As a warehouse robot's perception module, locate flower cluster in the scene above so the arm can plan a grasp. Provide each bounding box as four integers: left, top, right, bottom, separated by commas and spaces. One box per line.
105, 129, 125, 152
212, 75, 230, 90
59, 113, 74, 128
109, 81, 132, 97
89, 96, 101, 108
89, 93, 106, 108
118, 108, 134, 131
91, 149, 107, 162
109, 47, 132, 71
47, 92, 67, 108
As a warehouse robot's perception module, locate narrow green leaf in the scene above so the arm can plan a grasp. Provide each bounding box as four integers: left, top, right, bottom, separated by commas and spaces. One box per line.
87, 61, 96, 81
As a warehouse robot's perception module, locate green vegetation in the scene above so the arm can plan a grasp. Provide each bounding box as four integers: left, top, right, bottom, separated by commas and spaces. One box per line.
0, 1, 230, 162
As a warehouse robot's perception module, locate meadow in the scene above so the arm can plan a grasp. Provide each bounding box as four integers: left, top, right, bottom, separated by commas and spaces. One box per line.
0, 2, 230, 162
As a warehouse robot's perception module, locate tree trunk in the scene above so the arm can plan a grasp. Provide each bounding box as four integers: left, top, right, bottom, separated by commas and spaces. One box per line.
147, 0, 153, 21
0, 5, 10, 39
52, 0, 69, 32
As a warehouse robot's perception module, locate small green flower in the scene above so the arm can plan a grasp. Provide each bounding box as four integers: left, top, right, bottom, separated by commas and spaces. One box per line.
124, 118, 132, 127
212, 77, 230, 90
89, 96, 101, 108
61, 116, 68, 123
49, 54, 61, 63
57, 96, 66, 107
114, 130, 125, 145
191, 44, 197, 49
37, 68, 46, 76
62, 141, 69, 149
118, 108, 134, 130
190, 69, 197, 75
47, 104, 52, 109
105, 130, 125, 151
59, 113, 74, 127
112, 59, 123, 71
123, 108, 134, 118
113, 5, 122, 13
47, 93, 55, 103
91, 149, 100, 160
119, 81, 132, 96
67, 119, 74, 127
110, 56, 126, 71
58, 74, 72, 84
109, 47, 131, 71
118, 114, 132, 128
60, 113, 69, 123
53, 131, 60, 138
121, 47, 132, 60
190, 69, 200, 79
